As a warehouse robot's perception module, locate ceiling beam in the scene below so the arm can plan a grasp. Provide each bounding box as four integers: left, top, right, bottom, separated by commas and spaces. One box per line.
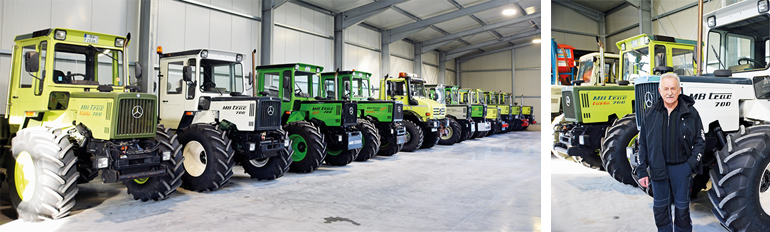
340, 0, 407, 29
607, 23, 638, 37
273, 0, 290, 9
288, 0, 332, 15
386, 0, 523, 43
605, 1, 631, 15
446, 29, 540, 57
421, 12, 540, 49
552, 0, 603, 22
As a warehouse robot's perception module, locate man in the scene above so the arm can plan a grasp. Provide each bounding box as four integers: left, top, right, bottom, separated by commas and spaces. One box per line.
637, 73, 704, 232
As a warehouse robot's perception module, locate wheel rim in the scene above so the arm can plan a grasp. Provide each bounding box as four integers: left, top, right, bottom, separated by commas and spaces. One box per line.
760, 162, 770, 215
134, 177, 149, 184
183, 141, 208, 177
441, 125, 453, 140
328, 149, 342, 156
249, 158, 269, 167
406, 130, 412, 143
290, 134, 307, 162
14, 152, 35, 202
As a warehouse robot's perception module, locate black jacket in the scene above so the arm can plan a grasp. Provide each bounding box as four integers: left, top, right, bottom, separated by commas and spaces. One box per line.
636, 94, 705, 181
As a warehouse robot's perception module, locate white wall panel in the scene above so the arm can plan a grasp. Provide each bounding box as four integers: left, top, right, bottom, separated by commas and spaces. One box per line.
606, 6, 638, 33
446, 71, 456, 85
209, 12, 232, 51
423, 52, 438, 65
391, 40, 414, 59
157, 0, 187, 53
515, 44, 539, 69
514, 70, 540, 97
390, 56, 413, 76
422, 64, 438, 84
460, 71, 512, 92
343, 44, 380, 84
273, 26, 287, 64
553, 4, 598, 34
461, 50, 511, 71
447, 58, 456, 70
52, 0, 93, 32
183, 3, 211, 49
552, 32, 596, 51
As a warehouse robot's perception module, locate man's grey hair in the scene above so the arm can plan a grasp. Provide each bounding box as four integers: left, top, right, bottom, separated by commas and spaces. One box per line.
660, 73, 680, 86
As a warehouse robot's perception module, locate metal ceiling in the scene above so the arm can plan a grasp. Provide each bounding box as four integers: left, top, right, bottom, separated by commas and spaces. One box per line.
298, 0, 541, 60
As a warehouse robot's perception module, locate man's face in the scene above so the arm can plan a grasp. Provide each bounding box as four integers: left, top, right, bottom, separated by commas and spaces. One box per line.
658, 77, 680, 105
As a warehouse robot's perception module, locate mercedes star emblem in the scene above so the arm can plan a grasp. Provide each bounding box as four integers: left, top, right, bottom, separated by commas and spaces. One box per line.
349, 107, 354, 115
267, 105, 275, 116
131, 105, 144, 119
644, 92, 654, 108
565, 96, 571, 107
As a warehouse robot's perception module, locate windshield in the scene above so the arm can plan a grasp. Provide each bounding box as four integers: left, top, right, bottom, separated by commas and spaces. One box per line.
410, 82, 426, 97
294, 73, 321, 98
706, 15, 770, 73
672, 48, 695, 75
622, 47, 650, 82
197, 59, 243, 94
52, 43, 124, 86
576, 58, 594, 83
353, 78, 370, 98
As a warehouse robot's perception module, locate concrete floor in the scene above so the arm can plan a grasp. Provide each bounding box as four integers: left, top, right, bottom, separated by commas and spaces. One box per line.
0, 131, 541, 231
550, 156, 726, 232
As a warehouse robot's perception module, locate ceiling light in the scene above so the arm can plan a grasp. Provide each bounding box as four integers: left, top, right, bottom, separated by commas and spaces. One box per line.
525, 7, 536, 15
502, 9, 516, 15
532, 39, 541, 43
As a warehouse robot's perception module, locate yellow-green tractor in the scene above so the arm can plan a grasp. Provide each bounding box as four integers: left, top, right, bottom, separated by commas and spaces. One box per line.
379, 72, 447, 151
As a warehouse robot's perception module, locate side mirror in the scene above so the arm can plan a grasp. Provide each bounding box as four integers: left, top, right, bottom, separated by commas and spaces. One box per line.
24, 51, 39, 72
182, 66, 193, 82
246, 72, 253, 84
134, 62, 143, 80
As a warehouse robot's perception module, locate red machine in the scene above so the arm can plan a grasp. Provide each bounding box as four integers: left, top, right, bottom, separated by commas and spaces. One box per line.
556, 44, 576, 85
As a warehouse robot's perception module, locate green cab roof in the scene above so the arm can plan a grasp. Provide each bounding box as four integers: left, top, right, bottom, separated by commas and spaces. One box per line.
256, 63, 324, 74
615, 34, 697, 50
320, 70, 371, 78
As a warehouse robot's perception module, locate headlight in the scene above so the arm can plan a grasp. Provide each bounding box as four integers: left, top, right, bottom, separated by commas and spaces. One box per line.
200, 50, 208, 58
198, 97, 211, 110
54, 30, 67, 40
115, 38, 125, 47
620, 43, 626, 51
236, 54, 243, 62
707, 16, 716, 27
249, 143, 256, 151
96, 157, 109, 169
643, 36, 650, 45
760, 0, 769, 13
316, 67, 321, 73
162, 151, 171, 161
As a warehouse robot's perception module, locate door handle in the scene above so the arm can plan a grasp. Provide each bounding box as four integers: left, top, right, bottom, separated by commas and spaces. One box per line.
12, 96, 18, 99
162, 100, 169, 102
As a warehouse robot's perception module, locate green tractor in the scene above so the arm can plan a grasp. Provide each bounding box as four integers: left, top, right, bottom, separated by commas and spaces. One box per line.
255, 63, 362, 172
155, 48, 290, 192
426, 84, 475, 144
598, 34, 697, 186
459, 88, 490, 138
484, 91, 508, 134
478, 89, 502, 136
1, 28, 183, 221
378, 72, 447, 151
320, 70, 406, 160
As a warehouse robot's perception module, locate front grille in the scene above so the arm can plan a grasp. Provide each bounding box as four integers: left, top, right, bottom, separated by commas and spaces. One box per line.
635, 82, 660, 129
433, 107, 445, 116
116, 98, 155, 136
257, 98, 281, 130
482, 105, 488, 117
393, 102, 403, 121
342, 102, 357, 126
522, 106, 532, 115
562, 90, 577, 120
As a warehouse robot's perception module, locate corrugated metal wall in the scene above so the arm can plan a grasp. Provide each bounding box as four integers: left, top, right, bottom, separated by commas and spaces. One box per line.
273, 2, 332, 71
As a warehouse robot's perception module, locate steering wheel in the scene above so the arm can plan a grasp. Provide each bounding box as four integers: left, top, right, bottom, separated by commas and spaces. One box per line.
738, 57, 764, 68
200, 82, 216, 91
294, 88, 303, 95
65, 72, 88, 81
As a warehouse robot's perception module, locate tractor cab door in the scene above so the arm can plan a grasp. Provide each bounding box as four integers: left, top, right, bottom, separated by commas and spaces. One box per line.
159, 57, 195, 128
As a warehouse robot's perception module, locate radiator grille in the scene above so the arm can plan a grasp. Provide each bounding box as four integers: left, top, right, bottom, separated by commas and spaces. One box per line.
257, 99, 281, 130
433, 107, 445, 116
635, 82, 660, 129
562, 90, 577, 120
393, 102, 403, 120
116, 98, 155, 136
342, 102, 357, 126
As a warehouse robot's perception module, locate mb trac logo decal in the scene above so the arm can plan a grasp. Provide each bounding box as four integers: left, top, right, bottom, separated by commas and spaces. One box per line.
349, 107, 354, 115
132, 105, 144, 119
267, 105, 275, 116
689, 93, 731, 100
565, 96, 571, 107
644, 92, 654, 108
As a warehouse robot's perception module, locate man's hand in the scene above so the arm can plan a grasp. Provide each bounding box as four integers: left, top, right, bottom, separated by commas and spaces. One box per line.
639, 177, 649, 188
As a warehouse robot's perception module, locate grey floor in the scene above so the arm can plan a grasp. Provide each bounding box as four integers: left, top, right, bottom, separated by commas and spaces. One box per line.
550, 156, 727, 232
0, 131, 541, 231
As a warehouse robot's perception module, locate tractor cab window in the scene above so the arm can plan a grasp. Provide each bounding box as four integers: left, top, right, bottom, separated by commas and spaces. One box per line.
166, 61, 184, 94
391, 81, 405, 96
576, 58, 594, 84
707, 14, 770, 73
53, 43, 124, 86
323, 79, 335, 98
672, 48, 695, 76
356, 79, 370, 98
294, 74, 310, 98
293, 73, 320, 98
262, 72, 281, 98
198, 59, 243, 94
622, 46, 650, 82
410, 82, 426, 98
753, 76, 770, 99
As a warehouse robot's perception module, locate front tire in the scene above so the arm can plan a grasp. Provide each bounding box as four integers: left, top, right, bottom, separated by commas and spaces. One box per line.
285, 121, 326, 173
708, 125, 770, 231
354, 119, 381, 161
9, 127, 78, 222
376, 122, 402, 157
401, 120, 424, 152
125, 125, 184, 201
240, 128, 293, 180
601, 114, 638, 186
178, 123, 235, 192
439, 118, 462, 145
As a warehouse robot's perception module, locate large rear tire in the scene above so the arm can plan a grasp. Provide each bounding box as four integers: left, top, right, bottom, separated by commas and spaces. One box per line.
9, 127, 78, 222
400, 120, 423, 152
439, 118, 462, 145
178, 123, 234, 192
354, 119, 381, 161
708, 125, 770, 231
125, 125, 184, 201
421, 130, 440, 149
240, 128, 292, 180
285, 121, 326, 173
601, 114, 638, 186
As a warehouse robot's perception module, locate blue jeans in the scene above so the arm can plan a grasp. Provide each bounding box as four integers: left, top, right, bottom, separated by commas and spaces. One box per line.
650, 162, 692, 232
